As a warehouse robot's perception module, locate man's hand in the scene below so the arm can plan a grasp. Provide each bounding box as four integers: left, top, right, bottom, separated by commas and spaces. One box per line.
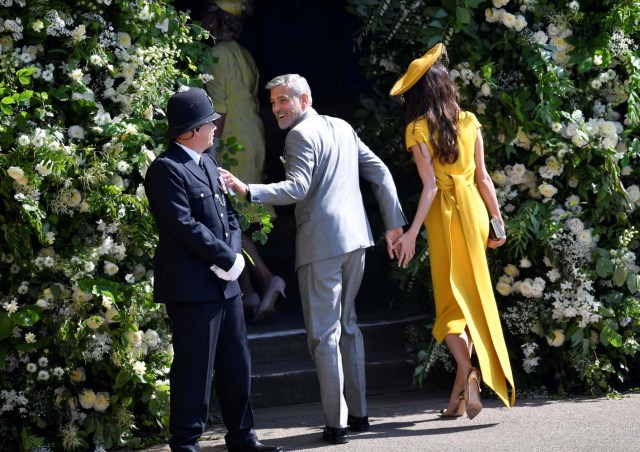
384, 227, 404, 260
219, 168, 248, 197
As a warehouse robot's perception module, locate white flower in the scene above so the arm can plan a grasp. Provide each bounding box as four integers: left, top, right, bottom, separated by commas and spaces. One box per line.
79, 389, 96, 409
504, 264, 520, 277
7, 166, 25, 181
533, 31, 548, 44
32, 19, 45, 32
127, 331, 143, 347
480, 82, 491, 97
27, 363, 37, 373
519, 257, 531, 268
94, 392, 110, 412
546, 329, 565, 347
593, 55, 603, 66
155, 19, 169, 33
86, 315, 104, 330
104, 261, 119, 276
69, 190, 82, 207
70, 367, 86, 383
38, 370, 50, 381
626, 185, 640, 203
132, 360, 146, 377
25, 332, 36, 343
71, 24, 86, 43
116, 32, 132, 48
35, 298, 49, 309
38, 357, 48, 366
577, 229, 593, 245
496, 281, 512, 296
69, 68, 84, 83
143, 329, 159, 347
35, 160, 53, 176
105, 307, 119, 323
3, 299, 19, 315
538, 183, 558, 198
566, 218, 584, 233
568, 1, 580, 11
68, 125, 85, 140
53, 367, 64, 378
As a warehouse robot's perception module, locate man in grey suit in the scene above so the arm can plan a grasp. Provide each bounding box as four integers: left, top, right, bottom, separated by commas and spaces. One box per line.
221, 74, 406, 445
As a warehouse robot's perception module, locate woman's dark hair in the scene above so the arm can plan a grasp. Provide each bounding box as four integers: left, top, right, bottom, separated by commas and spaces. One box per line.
200, 5, 244, 40
402, 61, 460, 164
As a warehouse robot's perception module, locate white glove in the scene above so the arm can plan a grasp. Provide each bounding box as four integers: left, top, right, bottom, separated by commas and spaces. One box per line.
210, 253, 245, 281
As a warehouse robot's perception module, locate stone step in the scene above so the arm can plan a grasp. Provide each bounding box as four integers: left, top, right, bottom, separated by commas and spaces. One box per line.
245, 315, 428, 408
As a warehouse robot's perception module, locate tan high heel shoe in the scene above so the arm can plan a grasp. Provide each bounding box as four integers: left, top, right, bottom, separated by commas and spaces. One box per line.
254, 276, 286, 322
465, 367, 483, 420
439, 390, 466, 418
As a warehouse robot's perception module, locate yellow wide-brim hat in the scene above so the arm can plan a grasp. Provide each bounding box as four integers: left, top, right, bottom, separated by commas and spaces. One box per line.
213, 0, 244, 15
389, 43, 445, 96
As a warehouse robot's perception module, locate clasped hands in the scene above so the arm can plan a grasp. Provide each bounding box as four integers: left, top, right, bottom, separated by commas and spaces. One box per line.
385, 228, 416, 269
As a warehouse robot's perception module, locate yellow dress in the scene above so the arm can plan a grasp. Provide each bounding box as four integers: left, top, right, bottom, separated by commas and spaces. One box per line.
204, 40, 265, 184
405, 111, 515, 408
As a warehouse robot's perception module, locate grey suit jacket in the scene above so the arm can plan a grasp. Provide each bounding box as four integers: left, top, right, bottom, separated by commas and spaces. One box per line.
249, 108, 406, 269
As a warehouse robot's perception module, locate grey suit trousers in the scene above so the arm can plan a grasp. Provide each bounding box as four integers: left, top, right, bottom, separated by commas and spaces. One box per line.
297, 248, 367, 428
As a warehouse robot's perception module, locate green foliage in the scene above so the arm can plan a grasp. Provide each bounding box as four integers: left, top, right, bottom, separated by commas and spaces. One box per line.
347, 0, 640, 396
0, 0, 218, 449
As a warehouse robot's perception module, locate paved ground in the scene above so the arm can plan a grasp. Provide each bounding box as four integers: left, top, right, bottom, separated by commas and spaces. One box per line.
144, 389, 640, 451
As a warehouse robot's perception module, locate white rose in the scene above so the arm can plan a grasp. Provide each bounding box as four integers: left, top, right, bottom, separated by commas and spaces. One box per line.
538, 183, 558, 198
7, 166, 25, 181
566, 218, 584, 233
79, 389, 96, 409
127, 331, 143, 347
546, 329, 565, 347
68, 125, 85, 140
104, 261, 119, 276
86, 316, 104, 330
496, 281, 512, 296
519, 257, 532, 268
519, 279, 533, 297
533, 30, 548, 44
70, 367, 86, 383
143, 329, 159, 347
105, 307, 119, 323
626, 185, 640, 203
94, 392, 110, 412
577, 229, 593, 245
504, 264, 520, 277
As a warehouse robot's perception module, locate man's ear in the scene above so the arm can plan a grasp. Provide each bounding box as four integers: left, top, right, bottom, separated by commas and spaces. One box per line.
300, 92, 310, 109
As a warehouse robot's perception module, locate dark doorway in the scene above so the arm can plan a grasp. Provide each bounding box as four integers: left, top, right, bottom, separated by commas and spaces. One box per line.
172, 0, 405, 328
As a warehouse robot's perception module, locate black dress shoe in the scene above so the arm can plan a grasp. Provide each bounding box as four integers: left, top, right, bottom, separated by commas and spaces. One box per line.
227, 440, 283, 452
347, 415, 370, 432
322, 426, 348, 444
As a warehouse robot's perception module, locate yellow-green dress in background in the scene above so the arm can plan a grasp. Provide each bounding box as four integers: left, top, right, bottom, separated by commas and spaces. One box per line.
204, 40, 265, 184
405, 111, 515, 408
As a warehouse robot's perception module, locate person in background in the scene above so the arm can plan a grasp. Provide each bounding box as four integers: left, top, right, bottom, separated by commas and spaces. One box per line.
221, 74, 407, 445
144, 86, 282, 452
199, 0, 285, 322
389, 43, 515, 420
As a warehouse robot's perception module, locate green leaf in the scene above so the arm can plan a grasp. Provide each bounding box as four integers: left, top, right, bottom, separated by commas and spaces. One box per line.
596, 257, 612, 278
612, 266, 627, 286
114, 368, 132, 389
456, 7, 471, 25
13, 308, 40, 328
627, 274, 639, 294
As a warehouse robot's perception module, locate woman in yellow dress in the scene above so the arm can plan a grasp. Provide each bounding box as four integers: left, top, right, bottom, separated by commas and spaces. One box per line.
200, 0, 285, 321
389, 43, 515, 419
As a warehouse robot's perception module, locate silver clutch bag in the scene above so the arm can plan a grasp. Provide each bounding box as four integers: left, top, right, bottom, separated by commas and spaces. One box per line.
489, 217, 506, 241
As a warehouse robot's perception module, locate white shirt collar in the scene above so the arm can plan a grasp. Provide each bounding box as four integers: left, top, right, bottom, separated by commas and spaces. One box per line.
175, 142, 202, 164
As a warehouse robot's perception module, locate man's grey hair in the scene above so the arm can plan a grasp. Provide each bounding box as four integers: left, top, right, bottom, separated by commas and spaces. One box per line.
266, 74, 313, 106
